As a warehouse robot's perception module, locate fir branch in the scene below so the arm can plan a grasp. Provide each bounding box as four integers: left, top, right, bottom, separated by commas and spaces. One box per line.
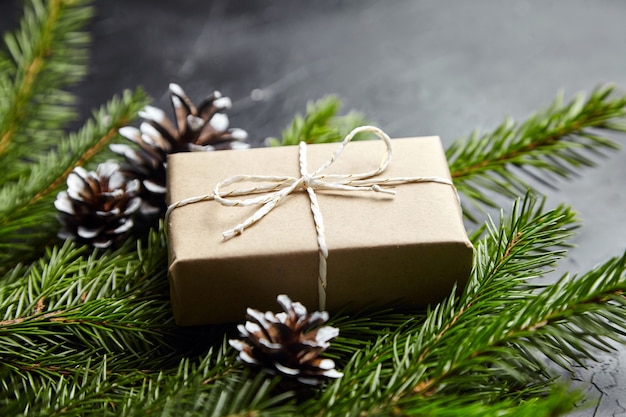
118, 365, 295, 417
0, 339, 294, 417
448, 84, 625, 216
507, 253, 626, 368
0, 227, 175, 388
307, 194, 586, 416
409, 195, 578, 389
266, 96, 370, 146
0, 0, 93, 180
0, 88, 149, 272
395, 387, 582, 417
398, 222, 626, 414
400, 250, 626, 411
402, 196, 581, 399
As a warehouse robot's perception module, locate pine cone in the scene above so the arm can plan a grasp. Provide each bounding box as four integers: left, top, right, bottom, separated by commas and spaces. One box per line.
229, 294, 343, 385
54, 161, 142, 249
111, 83, 249, 214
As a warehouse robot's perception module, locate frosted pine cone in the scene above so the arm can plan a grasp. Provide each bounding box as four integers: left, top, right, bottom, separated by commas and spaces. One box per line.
229, 294, 343, 385
111, 83, 249, 214
54, 161, 141, 248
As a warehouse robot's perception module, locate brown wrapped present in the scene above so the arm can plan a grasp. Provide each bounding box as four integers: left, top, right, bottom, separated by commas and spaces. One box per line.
166, 127, 473, 325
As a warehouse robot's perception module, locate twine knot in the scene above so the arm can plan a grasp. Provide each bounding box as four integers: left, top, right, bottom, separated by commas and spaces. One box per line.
300, 173, 314, 188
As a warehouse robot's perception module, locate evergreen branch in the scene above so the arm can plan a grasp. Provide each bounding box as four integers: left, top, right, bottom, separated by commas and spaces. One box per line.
391, 386, 581, 417
0, 228, 176, 388
119, 366, 295, 417
0, 88, 148, 217
448, 84, 625, 214
402, 251, 626, 411
508, 253, 626, 367
266, 96, 370, 146
398, 199, 581, 400
398, 233, 626, 412
305, 194, 581, 416
0, 88, 149, 272
0, 228, 247, 414
326, 309, 419, 357
1, 357, 158, 416
0, 0, 93, 180
1, 339, 294, 417
412, 194, 577, 375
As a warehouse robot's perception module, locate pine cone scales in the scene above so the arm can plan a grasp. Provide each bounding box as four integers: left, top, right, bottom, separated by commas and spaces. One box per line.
112, 83, 249, 214
55, 161, 141, 248
229, 294, 343, 385
168, 83, 248, 150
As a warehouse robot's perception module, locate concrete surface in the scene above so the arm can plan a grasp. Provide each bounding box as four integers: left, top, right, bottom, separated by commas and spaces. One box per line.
1, 1, 625, 415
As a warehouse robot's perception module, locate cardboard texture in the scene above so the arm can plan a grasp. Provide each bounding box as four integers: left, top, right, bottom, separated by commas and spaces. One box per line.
166, 137, 474, 325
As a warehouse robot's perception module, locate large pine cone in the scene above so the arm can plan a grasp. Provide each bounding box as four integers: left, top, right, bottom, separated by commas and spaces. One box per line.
111, 83, 249, 214
229, 294, 343, 385
54, 161, 142, 248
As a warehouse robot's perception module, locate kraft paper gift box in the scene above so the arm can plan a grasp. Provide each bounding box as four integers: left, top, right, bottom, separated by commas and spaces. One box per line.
166, 134, 473, 326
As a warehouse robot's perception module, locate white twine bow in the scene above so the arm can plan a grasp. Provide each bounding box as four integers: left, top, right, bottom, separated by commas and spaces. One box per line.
166, 126, 456, 311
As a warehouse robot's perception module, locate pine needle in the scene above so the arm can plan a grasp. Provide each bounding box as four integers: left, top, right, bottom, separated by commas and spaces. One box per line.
0, 88, 149, 273
266, 95, 370, 146
447, 84, 625, 219
0, 0, 93, 180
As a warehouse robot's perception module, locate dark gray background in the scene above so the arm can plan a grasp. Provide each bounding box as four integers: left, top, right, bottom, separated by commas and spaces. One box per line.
1, 1, 625, 415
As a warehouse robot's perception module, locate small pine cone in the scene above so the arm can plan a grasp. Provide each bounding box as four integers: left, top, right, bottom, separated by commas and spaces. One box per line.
229, 294, 343, 385
111, 83, 249, 214
54, 161, 142, 249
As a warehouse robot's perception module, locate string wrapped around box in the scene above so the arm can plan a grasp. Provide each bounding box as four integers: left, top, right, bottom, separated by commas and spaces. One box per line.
167, 126, 457, 311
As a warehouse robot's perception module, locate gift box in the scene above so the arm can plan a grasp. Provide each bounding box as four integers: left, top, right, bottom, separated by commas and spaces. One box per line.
166, 133, 473, 325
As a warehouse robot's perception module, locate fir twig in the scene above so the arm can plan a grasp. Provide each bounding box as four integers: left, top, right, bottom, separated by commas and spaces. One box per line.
0, 88, 150, 272
266, 96, 370, 146
305, 194, 626, 416
447, 84, 625, 218
0, 227, 173, 383
0, 0, 93, 180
